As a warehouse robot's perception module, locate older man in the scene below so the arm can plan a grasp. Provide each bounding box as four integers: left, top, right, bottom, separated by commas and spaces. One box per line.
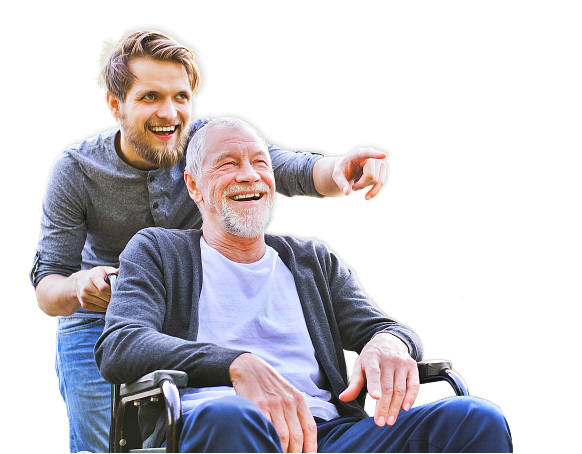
95, 118, 512, 453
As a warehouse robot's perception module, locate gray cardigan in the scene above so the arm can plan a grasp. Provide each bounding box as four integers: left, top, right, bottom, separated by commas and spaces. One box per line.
95, 228, 422, 447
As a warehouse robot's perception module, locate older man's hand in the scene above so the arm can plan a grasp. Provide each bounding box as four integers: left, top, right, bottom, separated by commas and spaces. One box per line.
230, 353, 318, 453
339, 333, 419, 427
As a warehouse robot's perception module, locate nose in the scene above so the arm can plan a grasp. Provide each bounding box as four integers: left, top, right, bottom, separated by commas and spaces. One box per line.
156, 98, 177, 121
236, 159, 260, 183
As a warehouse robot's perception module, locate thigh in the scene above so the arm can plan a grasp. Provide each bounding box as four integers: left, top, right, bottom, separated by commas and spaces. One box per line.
56, 317, 110, 453
180, 396, 282, 453
317, 397, 512, 453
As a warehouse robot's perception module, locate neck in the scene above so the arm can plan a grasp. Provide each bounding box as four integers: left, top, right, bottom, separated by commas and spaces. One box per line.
202, 226, 266, 263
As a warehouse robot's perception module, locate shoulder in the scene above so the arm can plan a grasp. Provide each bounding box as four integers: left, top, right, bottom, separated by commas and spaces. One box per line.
265, 234, 335, 268
190, 118, 213, 132
124, 228, 203, 259
50, 129, 119, 175
187, 118, 213, 141
266, 234, 329, 253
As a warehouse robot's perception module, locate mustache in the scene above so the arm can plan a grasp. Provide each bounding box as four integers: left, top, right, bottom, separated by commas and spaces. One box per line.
145, 120, 183, 128
222, 183, 272, 197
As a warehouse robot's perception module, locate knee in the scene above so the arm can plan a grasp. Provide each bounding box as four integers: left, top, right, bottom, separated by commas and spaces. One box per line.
180, 396, 282, 453
435, 397, 512, 451
445, 396, 505, 424
441, 396, 507, 428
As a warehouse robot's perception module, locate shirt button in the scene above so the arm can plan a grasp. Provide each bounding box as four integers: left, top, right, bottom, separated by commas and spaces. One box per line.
149, 175, 155, 183
152, 202, 159, 209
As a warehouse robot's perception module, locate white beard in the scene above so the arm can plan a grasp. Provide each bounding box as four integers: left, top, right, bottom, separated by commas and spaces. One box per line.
217, 183, 273, 238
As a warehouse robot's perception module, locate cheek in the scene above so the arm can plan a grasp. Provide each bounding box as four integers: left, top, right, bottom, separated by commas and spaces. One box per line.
177, 105, 192, 122
136, 105, 162, 125
262, 172, 276, 191
203, 176, 229, 201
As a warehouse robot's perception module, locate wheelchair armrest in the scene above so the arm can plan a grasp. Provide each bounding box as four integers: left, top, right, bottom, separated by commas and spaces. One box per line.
418, 360, 451, 379
120, 370, 188, 398
417, 360, 469, 396
112, 370, 187, 452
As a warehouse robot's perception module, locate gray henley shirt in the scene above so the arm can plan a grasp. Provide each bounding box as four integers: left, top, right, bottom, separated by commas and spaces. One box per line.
31, 118, 324, 317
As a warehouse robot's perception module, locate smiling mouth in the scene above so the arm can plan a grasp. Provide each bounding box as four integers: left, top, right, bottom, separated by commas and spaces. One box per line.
149, 125, 177, 136
230, 193, 263, 201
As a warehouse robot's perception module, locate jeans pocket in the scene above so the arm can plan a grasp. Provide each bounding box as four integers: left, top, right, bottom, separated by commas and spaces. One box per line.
57, 317, 105, 335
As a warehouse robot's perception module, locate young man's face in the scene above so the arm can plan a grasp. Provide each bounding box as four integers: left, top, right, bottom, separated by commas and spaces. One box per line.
113, 58, 193, 170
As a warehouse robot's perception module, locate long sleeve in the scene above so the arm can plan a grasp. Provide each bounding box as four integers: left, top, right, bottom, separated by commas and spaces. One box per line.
31, 153, 89, 286
95, 228, 247, 386
268, 143, 324, 197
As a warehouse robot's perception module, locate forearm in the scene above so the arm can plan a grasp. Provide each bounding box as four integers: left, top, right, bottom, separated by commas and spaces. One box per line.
36, 274, 81, 317
268, 144, 324, 197
96, 321, 245, 386
312, 157, 344, 197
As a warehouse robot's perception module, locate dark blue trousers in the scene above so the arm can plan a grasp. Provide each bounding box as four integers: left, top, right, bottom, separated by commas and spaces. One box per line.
179, 395, 512, 453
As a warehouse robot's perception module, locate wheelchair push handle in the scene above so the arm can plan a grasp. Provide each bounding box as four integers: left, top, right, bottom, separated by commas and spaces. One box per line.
105, 272, 118, 287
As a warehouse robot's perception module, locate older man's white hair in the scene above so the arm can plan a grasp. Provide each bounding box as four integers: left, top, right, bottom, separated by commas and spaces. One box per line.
185, 117, 270, 180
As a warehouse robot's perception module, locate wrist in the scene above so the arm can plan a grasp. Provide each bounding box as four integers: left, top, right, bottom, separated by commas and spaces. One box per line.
371, 332, 409, 354
313, 157, 343, 197
229, 352, 254, 383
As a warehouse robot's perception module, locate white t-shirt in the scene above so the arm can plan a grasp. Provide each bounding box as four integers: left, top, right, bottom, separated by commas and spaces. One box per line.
181, 238, 340, 420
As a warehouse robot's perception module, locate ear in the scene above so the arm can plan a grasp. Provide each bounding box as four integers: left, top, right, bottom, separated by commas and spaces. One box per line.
184, 172, 203, 203
106, 92, 122, 119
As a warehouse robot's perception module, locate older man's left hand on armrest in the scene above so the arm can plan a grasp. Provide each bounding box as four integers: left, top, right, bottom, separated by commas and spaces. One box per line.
339, 332, 420, 427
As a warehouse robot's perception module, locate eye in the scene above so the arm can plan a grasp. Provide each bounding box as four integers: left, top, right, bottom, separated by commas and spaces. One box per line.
142, 93, 156, 100
176, 93, 190, 101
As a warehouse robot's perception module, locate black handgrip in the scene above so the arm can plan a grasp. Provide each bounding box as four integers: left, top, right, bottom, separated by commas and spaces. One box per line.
105, 272, 118, 286
417, 360, 452, 379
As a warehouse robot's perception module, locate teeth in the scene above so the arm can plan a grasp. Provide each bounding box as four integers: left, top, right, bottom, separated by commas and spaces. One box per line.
150, 126, 176, 132
231, 193, 260, 201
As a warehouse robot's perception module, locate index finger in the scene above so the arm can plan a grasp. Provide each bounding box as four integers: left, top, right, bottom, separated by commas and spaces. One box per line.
92, 276, 112, 300
362, 355, 383, 400
350, 147, 388, 162
297, 401, 317, 453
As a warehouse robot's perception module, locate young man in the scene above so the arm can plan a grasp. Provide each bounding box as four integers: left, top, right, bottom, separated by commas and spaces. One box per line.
95, 117, 512, 452
32, 30, 387, 452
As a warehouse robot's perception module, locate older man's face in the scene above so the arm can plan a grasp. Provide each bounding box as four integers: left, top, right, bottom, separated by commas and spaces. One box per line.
196, 126, 275, 238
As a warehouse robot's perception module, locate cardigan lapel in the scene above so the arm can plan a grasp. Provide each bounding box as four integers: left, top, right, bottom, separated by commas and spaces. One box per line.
265, 235, 367, 418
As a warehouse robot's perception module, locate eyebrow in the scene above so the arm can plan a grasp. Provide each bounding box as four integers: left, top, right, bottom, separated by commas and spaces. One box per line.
210, 148, 270, 165
132, 89, 191, 98
211, 151, 237, 163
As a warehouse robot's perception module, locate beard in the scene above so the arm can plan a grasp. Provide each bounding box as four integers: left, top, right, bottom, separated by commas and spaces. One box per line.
118, 111, 191, 169
214, 183, 274, 238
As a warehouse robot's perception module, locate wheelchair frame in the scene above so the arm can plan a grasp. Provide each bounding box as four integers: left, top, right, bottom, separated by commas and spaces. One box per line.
109, 360, 469, 453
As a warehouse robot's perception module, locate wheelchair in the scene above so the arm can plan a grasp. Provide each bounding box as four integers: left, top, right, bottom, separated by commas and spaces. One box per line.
104, 273, 470, 453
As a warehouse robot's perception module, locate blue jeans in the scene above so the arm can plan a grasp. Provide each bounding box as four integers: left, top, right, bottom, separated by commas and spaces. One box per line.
179, 395, 512, 453
56, 317, 110, 453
